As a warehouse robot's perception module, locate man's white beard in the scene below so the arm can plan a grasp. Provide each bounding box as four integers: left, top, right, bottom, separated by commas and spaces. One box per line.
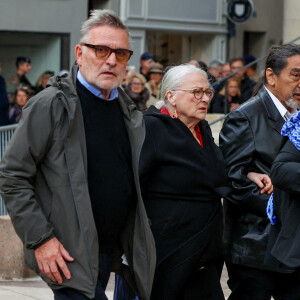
285, 97, 300, 110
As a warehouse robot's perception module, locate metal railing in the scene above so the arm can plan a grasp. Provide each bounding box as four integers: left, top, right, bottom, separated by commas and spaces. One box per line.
0, 124, 18, 215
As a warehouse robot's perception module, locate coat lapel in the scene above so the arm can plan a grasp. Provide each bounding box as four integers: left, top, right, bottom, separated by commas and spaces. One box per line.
260, 88, 285, 135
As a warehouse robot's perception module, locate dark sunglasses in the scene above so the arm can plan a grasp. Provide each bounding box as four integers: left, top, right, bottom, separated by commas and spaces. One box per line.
82, 43, 133, 63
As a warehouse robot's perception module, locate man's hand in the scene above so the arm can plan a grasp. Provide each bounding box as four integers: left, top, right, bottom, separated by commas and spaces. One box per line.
247, 172, 273, 195
34, 237, 74, 284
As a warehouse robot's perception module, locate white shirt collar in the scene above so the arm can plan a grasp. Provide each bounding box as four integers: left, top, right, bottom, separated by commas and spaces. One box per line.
264, 86, 292, 119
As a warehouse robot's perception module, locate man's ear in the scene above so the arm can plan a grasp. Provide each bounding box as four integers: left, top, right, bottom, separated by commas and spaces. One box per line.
266, 68, 276, 87
75, 44, 83, 67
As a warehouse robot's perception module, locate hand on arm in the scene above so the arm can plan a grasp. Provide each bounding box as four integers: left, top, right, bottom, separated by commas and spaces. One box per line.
35, 237, 74, 284
247, 172, 273, 195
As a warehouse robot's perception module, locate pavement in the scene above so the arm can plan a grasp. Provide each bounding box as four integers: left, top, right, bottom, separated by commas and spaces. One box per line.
0, 268, 230, 299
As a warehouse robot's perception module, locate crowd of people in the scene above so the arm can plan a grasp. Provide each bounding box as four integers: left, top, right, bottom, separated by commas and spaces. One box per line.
0, 8, 300, 300
0, 57, 64, 126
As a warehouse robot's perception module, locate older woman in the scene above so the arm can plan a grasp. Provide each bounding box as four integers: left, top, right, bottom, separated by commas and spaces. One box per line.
123, 73, 149, 113
140, 64, 228, 299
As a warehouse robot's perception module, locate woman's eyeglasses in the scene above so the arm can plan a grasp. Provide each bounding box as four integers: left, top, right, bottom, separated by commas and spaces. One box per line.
131, 82, 144, 86
82, 44, 133, 63
172, 88, 215, 101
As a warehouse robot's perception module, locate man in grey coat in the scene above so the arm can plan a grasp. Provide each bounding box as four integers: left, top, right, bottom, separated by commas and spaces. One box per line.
0, 9, 155, 300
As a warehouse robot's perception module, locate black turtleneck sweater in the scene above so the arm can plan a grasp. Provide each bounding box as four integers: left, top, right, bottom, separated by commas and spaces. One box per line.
76, 80, 135, 253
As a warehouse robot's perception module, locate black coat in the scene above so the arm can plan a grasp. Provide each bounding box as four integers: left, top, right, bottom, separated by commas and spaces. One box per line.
0, 75, 9, 126
267, 140, 300, 269
240, 74, 256, 103
219, 87, 287, 271
140, 106, 228, 298
209, 94, 241, 114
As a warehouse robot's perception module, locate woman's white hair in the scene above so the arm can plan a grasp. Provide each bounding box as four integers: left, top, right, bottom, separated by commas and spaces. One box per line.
79, 9, 131, 45
160, 64, 208, 106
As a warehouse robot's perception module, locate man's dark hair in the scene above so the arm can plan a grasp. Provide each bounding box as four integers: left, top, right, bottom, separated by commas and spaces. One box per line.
229, 57, 244, 66
252, 43, 300, 96
263, 43, 300, 84
16, 56, 31, 68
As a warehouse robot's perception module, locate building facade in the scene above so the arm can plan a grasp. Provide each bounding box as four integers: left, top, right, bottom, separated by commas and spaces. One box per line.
92, 0, 228, 69
0, 0, 88, 94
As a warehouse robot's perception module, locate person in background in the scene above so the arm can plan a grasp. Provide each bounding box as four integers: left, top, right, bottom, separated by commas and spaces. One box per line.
122, 64, 135, 87
221, 62, 231, 78
208, 60, 223, 81
229, 57, 256, 103
220, 43, 300, 300
0, 63, 9, 126
0, 9, 155, 300
9, 87, 30, 124
139, 52, 154, 81
188, 60, 200, 67
123, 73, 149, 113
9, 56, 35, 95
146, 62, 163, 107
35, 70, 55, 93
140, 64, 229, 300
209, 77, 241, 114
244, 54, 259, 82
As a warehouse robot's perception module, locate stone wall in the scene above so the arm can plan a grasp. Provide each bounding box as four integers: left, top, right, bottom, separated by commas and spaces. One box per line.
0, 216, 36, 279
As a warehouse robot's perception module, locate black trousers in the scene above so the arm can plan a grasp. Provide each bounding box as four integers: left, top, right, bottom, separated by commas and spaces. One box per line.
150, 259, 225, 300
227, 263, 300, 300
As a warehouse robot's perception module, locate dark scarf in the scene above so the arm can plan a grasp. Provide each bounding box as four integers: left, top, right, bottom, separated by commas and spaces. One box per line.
123, 85, 149, 113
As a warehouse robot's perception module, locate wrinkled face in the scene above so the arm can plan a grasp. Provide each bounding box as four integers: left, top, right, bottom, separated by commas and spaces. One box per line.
19, 62, 31, 74
231, 60, 244, 80
130, 77, 145, 94
227, 81, 239, 97
168, 72, 211, 122
75, 25, 129, 99
267, 55, 300, 109
16, 90, 29, 107
149, 72, 162, 84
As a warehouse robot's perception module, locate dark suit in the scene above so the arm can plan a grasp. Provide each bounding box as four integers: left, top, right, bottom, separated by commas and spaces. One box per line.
219, 87, 292, 299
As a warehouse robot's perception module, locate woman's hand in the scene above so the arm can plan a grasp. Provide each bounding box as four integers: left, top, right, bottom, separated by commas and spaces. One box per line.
247, 172, 273, 195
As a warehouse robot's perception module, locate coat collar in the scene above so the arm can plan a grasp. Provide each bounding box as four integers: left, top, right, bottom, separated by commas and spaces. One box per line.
258, 87, 285, 133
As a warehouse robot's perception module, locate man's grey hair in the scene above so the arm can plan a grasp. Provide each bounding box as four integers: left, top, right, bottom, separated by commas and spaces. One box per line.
209, 60, 223, 69
80, 9, 130, 44
161, 64, 208, 106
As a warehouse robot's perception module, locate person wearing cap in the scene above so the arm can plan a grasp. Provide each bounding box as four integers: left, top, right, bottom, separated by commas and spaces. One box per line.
146, 62, 163, 108
244, 54, 259, 82
139, 52, 154, 81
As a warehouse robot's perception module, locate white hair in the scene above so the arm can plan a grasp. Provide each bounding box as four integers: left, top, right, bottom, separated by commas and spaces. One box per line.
160, 64, 208, 106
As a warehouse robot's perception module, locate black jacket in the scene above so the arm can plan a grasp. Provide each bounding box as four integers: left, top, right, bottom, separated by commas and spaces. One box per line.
240, 74, 256, 104
219, 87, 287, 271
267, 140, 300, 269
209, 94, 241, 114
